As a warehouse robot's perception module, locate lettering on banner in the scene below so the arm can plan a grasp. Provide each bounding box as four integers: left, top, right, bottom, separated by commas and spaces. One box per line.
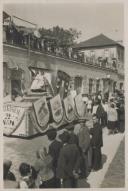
3, 104, 25, 135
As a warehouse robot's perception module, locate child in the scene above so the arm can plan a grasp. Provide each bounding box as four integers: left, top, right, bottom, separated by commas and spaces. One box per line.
19, 163, 36, 188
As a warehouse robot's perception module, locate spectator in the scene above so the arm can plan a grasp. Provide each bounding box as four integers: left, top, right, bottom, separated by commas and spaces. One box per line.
47, 127, 62, 188
92, 99, 99, 115
4, 159, 19, 188
96, 99, 105, 128
90, 114, 103, 171
118, 101, 125, 133
4, 159, 16, 181
66, 123, 79, 145
87, 95, 93, 113
77, 119, 91, 177
34, 148, 55, 188
107, 103, 118, 134
102, 99, 108, 127
57, 131, 80, 188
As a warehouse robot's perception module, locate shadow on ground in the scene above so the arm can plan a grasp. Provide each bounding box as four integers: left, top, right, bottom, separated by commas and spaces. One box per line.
77, 179, 90, 188
102, 154, 107, 167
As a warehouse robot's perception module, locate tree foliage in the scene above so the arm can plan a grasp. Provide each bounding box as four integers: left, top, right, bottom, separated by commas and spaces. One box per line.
39, 26, 81, 47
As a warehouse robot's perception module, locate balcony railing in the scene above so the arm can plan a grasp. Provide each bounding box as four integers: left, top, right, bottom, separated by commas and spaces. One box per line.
3, 25, 117, 72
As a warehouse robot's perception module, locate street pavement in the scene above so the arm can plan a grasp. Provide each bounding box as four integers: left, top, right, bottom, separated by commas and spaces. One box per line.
77, 127, 124, 188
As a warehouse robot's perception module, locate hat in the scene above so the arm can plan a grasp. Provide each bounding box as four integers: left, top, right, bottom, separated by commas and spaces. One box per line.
4, 159, 12, 169
47, 127, 57, 140
66, 122, 74, 130
59, 131, 70, 143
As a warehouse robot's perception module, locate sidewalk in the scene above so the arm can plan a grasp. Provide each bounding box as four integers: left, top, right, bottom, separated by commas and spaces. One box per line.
78, 128, 124, 188
101, 138, 125, 187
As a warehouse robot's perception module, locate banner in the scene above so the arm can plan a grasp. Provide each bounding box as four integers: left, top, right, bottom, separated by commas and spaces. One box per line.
74, 94, 86, 118
55, 70, 70, 99
3, 104, 25, 135
63, 95, 75, 122
34, 97, 50, 128
50, 94, 63, 123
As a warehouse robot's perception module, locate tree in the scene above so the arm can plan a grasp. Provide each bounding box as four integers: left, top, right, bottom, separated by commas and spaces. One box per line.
39, 26, 81, 47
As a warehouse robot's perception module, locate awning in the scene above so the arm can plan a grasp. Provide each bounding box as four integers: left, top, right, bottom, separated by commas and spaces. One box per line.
3, 55, 24, 70
3, 11, 11, 20
15, 25, 36, 35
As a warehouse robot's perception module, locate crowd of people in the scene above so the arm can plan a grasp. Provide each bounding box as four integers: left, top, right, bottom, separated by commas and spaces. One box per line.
3, 22, 85, 62
82, 91, 125, 134
3, 22, 117, 70
4, 91, 125, 188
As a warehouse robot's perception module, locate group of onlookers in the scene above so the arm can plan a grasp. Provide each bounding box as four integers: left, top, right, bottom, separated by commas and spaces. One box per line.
3, 22, 84, 62
4, 114, 104, 188
3, 22, 117, 70
4, 90, 124, 188
82, 91, 125, 134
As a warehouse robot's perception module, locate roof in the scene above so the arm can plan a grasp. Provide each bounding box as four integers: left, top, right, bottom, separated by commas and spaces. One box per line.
74, 34, 124, 49
3, 11, 11, 20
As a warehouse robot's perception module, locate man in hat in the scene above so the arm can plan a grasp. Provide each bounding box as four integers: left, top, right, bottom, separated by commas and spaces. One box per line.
57, 131, 80, 188
66, 122, 79, 146
90, 114, 103, 171
47, 127, 62, 188
77, 118, 91, 177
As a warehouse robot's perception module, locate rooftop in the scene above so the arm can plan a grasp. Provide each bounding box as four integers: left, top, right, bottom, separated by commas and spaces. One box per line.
74, 34, 124, 49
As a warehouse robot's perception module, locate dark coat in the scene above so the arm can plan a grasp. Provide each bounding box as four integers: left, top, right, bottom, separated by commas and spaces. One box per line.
78, 126, 90, 153
96, 104, 105, 119
49, 140, 63, 174
56, 143, 80, 179
68, 132, 79, 146
90, 123, 103, 148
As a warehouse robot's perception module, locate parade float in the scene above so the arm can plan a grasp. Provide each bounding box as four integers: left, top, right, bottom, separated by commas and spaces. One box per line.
3, 70, 87, 139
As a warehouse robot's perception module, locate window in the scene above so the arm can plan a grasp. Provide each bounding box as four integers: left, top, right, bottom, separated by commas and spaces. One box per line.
96, 79, 100, 93
74, 76, 82, 90
89, 78, 93, 94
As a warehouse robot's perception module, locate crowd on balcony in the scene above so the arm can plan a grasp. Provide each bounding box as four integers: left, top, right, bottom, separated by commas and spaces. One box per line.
3, 21, 117, 71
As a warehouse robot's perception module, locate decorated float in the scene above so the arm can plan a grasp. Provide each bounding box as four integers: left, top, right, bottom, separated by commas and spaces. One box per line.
3, 69, 87, 139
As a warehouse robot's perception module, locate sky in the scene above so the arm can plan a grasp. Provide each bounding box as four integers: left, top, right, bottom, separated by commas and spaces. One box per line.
4, 2, 124, 43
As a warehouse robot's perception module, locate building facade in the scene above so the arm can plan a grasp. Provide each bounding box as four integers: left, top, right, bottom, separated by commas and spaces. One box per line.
73, 34, 124, 94
3, 22, 124, 99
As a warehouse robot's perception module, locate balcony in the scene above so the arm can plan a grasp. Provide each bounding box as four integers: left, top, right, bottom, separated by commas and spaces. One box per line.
3, 25, 118, 73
